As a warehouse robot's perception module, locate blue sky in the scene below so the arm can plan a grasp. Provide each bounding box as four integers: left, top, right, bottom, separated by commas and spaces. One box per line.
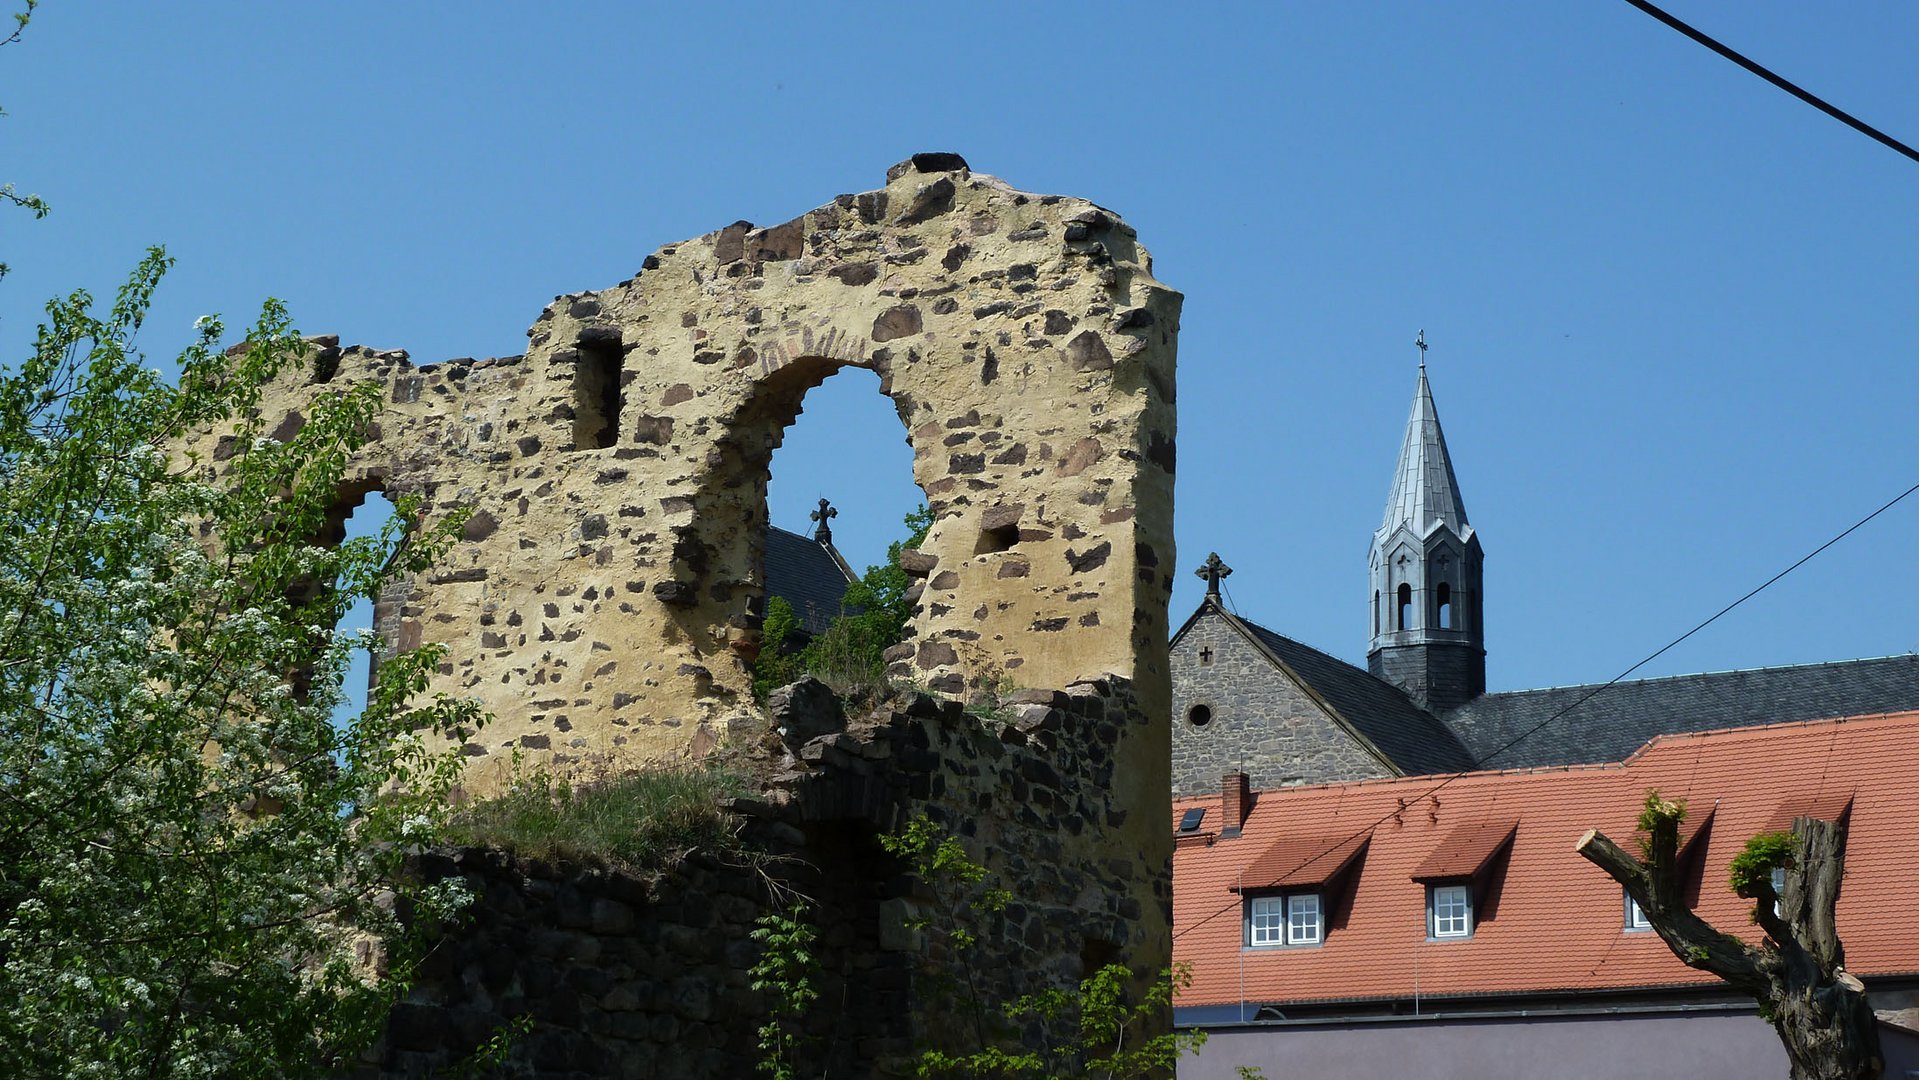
3, 2, 1915, 693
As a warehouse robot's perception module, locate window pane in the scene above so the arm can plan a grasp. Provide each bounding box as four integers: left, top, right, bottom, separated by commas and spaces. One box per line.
1288, 893, 1322, 945
1432, 885, 1471, 938
1626, 893, 1650, 929
1249, 896, 1286, 946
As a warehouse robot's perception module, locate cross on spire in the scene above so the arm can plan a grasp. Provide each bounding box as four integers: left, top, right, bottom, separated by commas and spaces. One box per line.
810, 498, 838, 543
1416, 329, 1428, 370
1196, 552, 1233, 599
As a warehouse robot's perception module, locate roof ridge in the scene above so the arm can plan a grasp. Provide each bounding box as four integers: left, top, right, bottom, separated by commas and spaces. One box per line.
1625, 708, 1919, 760
1182, 711, 1919, 801
1464, 652, 1919, 702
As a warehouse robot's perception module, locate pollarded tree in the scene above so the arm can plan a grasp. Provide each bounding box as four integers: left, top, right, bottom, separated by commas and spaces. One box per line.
0, 249, 484, 1077
1577, 793, 1881, 1080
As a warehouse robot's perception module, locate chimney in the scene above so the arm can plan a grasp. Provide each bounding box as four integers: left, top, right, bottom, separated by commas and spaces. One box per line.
1221, 771, 1251, 838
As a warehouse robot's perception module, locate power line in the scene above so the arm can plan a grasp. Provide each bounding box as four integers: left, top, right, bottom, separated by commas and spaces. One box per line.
1622, 0, 1919, 166
1175, 475, 1919, 941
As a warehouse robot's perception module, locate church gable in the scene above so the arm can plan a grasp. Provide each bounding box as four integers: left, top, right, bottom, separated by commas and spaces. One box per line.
1171, 606, 1397, 797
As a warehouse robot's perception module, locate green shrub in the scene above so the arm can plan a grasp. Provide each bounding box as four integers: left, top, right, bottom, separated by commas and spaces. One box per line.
753, 506, 934, 704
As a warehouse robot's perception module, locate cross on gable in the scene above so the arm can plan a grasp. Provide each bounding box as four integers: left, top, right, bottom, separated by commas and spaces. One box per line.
810, 497, 837, 543
1195, 552, 1233, 599
1199, 646, 1214, 665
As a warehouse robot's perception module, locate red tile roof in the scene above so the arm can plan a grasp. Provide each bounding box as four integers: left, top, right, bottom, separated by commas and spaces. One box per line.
1409, 819, 1516, 883
1241, 831, 1372, 891
1763, 791, 1854, 833
1172, 711, 1919, 1010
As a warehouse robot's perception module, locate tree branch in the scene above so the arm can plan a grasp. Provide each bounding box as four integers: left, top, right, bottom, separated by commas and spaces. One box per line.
1576, 827, 1765, 988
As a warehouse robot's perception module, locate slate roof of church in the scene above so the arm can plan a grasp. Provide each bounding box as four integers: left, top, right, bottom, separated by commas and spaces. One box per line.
1443, 653, 1919, 769
1172, 711, 1919, 1016
763, 525, 857, 636
1221, 608, 1478, 776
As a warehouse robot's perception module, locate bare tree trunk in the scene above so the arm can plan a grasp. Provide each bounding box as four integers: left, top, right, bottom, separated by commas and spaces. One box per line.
1577, 797, 1881, 1080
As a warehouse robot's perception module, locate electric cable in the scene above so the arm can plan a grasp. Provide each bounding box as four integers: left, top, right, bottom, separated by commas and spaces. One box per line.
1621, 0, 1919, 166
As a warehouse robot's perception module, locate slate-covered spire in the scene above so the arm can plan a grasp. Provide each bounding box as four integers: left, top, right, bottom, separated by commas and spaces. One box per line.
1368, 341, 1485, 714
1379, 365, 1472, 542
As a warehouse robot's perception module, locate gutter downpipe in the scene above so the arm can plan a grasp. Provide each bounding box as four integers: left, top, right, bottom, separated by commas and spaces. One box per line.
1237, 868, 1248, 1022
1413, 935, 1420, 1017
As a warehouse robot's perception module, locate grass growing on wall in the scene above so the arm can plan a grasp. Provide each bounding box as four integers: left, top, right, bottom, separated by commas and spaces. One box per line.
447, 763, 749, 874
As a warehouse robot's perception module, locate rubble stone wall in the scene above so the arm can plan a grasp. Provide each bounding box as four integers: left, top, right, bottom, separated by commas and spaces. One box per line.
372, 681, 1167, 1078
181, 155, 1179, 805
175, 158, 1181, 1073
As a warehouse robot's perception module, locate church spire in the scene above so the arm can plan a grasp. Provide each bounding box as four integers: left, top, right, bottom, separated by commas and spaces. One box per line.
1380, 361, 1471, 542
1368, 340, 1485, 714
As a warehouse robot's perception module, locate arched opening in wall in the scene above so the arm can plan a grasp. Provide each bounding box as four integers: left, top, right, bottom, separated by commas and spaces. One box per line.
1396, 583, 1412, 632
325, 488, 404, 725
756, 364, 922, 698
1373, 590, 1380, 636
1435, 582, 1452, 630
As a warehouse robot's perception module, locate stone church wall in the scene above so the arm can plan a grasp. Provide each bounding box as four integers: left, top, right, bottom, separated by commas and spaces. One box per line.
1170, 610, 1392, 797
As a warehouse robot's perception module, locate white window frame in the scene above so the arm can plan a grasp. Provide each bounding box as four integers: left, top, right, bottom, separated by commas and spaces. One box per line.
1287, 892, 1322, 945
1625, 889, 1652, 931
1428, 883, 1473, 940
1247, 891, 1323, 947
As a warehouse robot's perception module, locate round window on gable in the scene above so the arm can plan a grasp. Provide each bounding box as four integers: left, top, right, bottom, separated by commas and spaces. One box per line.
1186, 703, 1213, 728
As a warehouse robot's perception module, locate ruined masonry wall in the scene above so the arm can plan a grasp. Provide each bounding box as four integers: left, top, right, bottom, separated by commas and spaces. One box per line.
182, 157, 1179, 838
373, 681, 1166, 1079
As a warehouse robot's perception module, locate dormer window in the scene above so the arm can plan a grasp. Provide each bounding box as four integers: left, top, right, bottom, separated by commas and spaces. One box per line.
1428, 883, 1473, 939
1411, 819, 1516, 943
1248, 892, 1322, 947
1233, 829, 1372, 949
1625, 890, 1652, 931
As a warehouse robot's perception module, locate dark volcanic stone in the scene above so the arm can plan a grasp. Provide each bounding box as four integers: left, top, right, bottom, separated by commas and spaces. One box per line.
896, 177, 956, 225
1065, 330, 1113, 372
768, 677, 846, 746
910, 151, 969, 173
872, 304, 924, 343
829, 262, 879, 287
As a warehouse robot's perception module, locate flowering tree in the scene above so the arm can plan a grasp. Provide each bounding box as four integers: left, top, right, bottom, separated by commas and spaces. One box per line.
0, 249, 484, 1077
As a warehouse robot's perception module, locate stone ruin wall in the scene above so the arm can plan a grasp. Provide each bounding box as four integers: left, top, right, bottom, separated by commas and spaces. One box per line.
180, 157, 1181, 1065
185, 154, 1176, 801
371, 680, 1161, 1078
